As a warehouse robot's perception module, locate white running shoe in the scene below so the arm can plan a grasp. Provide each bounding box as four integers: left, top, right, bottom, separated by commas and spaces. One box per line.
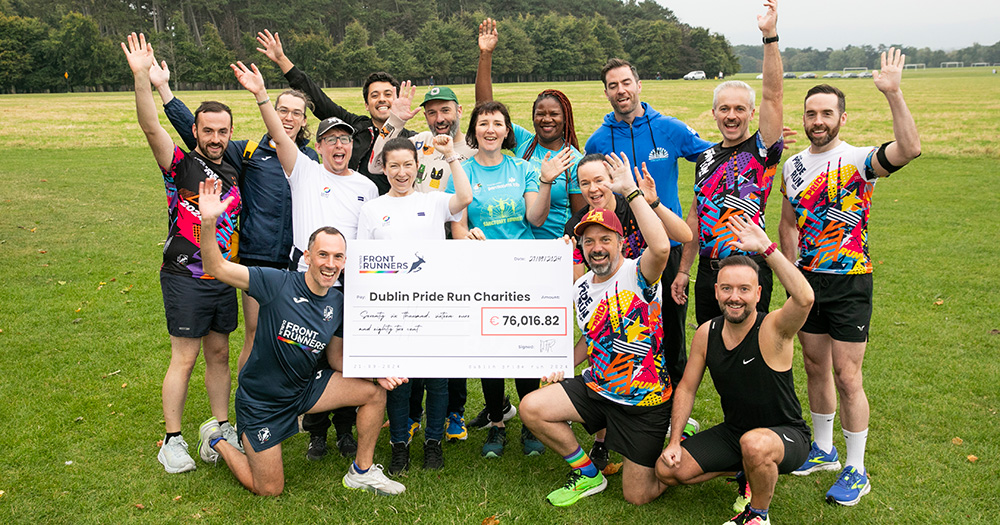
158, 435, 196, 473
219, 421, 244, 453
197, 418, 221, 464
342, 463, 406, 495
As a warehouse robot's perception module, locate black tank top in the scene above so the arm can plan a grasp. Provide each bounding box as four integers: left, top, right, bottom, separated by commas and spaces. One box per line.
705, 314, 809, 434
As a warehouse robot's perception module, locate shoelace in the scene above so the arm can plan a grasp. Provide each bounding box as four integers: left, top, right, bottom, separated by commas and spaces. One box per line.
562, 470, 584, 489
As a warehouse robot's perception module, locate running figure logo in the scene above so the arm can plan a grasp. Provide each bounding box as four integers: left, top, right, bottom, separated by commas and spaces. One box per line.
407, 252, 426, 274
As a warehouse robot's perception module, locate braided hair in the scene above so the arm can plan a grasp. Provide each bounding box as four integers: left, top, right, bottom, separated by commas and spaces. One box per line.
520, 89, 579, 161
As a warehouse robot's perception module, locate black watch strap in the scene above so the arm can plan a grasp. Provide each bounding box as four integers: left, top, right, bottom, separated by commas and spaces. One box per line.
763, 35, 779, 44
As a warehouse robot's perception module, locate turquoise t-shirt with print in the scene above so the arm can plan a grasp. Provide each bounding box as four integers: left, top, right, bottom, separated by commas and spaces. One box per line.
512, 124, 582, 239
446, 154, 539, 240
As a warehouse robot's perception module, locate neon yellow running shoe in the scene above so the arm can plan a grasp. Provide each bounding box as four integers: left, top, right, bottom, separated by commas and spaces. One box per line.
546, 470, 607, 507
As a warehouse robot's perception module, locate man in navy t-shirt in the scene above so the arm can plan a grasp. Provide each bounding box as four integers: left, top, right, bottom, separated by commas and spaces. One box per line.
194, 179, 407, 497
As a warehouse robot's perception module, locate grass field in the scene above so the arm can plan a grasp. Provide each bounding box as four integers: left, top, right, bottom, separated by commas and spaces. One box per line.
1, 67, 998, 524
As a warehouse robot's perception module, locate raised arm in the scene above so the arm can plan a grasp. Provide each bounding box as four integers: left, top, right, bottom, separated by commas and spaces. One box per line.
255, 29, 294, 74
199, 180, 250, 290
605, 152, 670, 283
527, 148, 576, 226
231, 61, 298, 175
369, 81, 421, 174
475, 18, 498, 104
870, 47, 921, 177
757, 0, 783, 147
258, 29, 350, 122
434, 135, 473, 214
635, 161, 692, 243
147, 57, 201, 154
726, 214, 812, 354
122, 33, 174, 169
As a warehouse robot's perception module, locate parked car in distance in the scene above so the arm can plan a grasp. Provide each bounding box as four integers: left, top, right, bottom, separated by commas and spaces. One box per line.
783, 72, 797, 78
683, 70, 707, 80
859, 71, 873, 78
799, 72, 816, 78
843, 72, 859, 78
822, 72, 842, 78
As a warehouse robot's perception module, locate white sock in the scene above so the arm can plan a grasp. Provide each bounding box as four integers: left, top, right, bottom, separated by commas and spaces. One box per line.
811, 411, 836, 453
843, 428, 868, 474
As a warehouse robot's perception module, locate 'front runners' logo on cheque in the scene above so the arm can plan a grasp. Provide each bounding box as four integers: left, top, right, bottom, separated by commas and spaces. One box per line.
359, 252, 427, 274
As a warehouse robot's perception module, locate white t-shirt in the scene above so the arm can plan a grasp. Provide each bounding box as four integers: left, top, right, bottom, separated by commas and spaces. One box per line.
356, 191, 461, 240
287, 150, 378, 270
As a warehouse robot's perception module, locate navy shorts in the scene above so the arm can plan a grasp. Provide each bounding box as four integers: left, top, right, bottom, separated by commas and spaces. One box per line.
562, 376, 671, 468
235, 368, 334, 452
681, 422, 810, 474
800, 272, 873, 343
160, 271, 237, 338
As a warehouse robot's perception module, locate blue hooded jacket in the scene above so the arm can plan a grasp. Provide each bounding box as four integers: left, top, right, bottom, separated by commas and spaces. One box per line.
585, 102, 712, 246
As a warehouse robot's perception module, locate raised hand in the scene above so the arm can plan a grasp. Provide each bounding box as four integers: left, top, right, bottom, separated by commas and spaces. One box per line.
539, 148, 575, 183
726, 213, 771, 253
433, 134, 455, 156
148, 56, 170, 88
635, 161, 659, 203
602, 152, 639, 197
478, 18, 498, 53
757, 0, 778, 37
873, 47, 905, 94
230, 61, 266, 97
121, 32, 154, 76
199, 179, 234, 224
255, 29, 286, 64
391, 80, 421, 121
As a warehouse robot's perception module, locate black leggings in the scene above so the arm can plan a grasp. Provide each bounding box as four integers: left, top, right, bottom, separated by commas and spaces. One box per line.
482, 377, 538, 422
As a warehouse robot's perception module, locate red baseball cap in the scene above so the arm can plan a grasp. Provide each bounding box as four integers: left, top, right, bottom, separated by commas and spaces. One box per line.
574, 208, 624, 237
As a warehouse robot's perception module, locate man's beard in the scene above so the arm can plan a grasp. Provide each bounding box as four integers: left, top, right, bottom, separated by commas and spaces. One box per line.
721, 301, 752, 324
807, 122, 840, 148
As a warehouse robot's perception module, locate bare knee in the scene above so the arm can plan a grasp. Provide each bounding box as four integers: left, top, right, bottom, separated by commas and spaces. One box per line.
623, 488, 656, 506
518, 391, 543, 425
253, 480, 284, 497
740, 431, 777, 466
833, 367, 863, 396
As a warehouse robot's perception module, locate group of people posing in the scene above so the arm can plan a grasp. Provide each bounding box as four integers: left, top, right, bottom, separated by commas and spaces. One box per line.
122, 1, 921, 523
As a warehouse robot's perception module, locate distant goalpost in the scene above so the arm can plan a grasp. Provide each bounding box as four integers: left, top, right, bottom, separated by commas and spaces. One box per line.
940, 61, 964, 68
971, 62, 989, 67
843, 66, 868, 74
904, 63, 926, 70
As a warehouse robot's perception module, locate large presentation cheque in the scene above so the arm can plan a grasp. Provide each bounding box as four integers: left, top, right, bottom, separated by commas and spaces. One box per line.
343, 239, 574, 378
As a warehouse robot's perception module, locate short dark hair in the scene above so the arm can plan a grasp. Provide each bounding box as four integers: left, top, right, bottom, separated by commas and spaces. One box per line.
275, 89, 313, 143
577, 153, 607, 173
381, 137, 418, 166
805, 84, 846, 114
362, 72, 401, 101
194, 101, 232, 128
465, 101, 517, 150
307, 226, 345, 251
601, 58, 639, 86
717, 255, 760, 277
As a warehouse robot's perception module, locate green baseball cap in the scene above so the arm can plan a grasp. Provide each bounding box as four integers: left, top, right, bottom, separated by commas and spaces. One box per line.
421, 86, 459, 106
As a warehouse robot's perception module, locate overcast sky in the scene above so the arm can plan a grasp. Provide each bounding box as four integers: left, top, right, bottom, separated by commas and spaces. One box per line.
657, 0, 999, 50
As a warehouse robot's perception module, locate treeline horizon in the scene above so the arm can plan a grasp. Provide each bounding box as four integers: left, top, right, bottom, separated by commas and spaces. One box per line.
2, 0, 997, 94
734, 41, 1000, 73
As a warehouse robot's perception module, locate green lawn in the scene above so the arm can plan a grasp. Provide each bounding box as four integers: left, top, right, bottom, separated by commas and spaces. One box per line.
1, 68, 998, 523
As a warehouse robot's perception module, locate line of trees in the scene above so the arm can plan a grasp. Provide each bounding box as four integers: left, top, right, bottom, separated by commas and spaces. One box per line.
1, 0, 740, 93
735, 41, 1000, 73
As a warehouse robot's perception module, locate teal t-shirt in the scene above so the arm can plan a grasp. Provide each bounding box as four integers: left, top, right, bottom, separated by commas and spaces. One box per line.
447, 154, 539, 240
512, 124, 582, 239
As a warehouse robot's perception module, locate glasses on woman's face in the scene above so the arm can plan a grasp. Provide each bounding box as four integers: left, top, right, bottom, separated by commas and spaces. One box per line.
321, 135, 352, 145
276, 107, 305, 118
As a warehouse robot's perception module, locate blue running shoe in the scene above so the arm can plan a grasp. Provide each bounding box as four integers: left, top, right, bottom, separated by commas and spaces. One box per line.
445, 411, 467, 441
792, 442, 841, 476
826, 466, 870, 506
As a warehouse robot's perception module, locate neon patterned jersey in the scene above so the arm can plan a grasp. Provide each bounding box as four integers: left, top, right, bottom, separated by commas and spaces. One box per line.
159, 146, 241, 278
574, 257, 671, 406
694, 131, 783, 257
781, 141, 878, 275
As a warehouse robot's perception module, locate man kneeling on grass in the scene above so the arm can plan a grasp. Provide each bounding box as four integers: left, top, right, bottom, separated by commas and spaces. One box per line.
195, 179, 406, 496
519, 152, 674, 507
655, 215, 814, 525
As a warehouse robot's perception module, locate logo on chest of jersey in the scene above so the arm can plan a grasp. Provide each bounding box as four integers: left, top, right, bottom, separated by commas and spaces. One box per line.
320, 187, 332, 198
324, 305, 335, 322
649, 147, 670, 161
